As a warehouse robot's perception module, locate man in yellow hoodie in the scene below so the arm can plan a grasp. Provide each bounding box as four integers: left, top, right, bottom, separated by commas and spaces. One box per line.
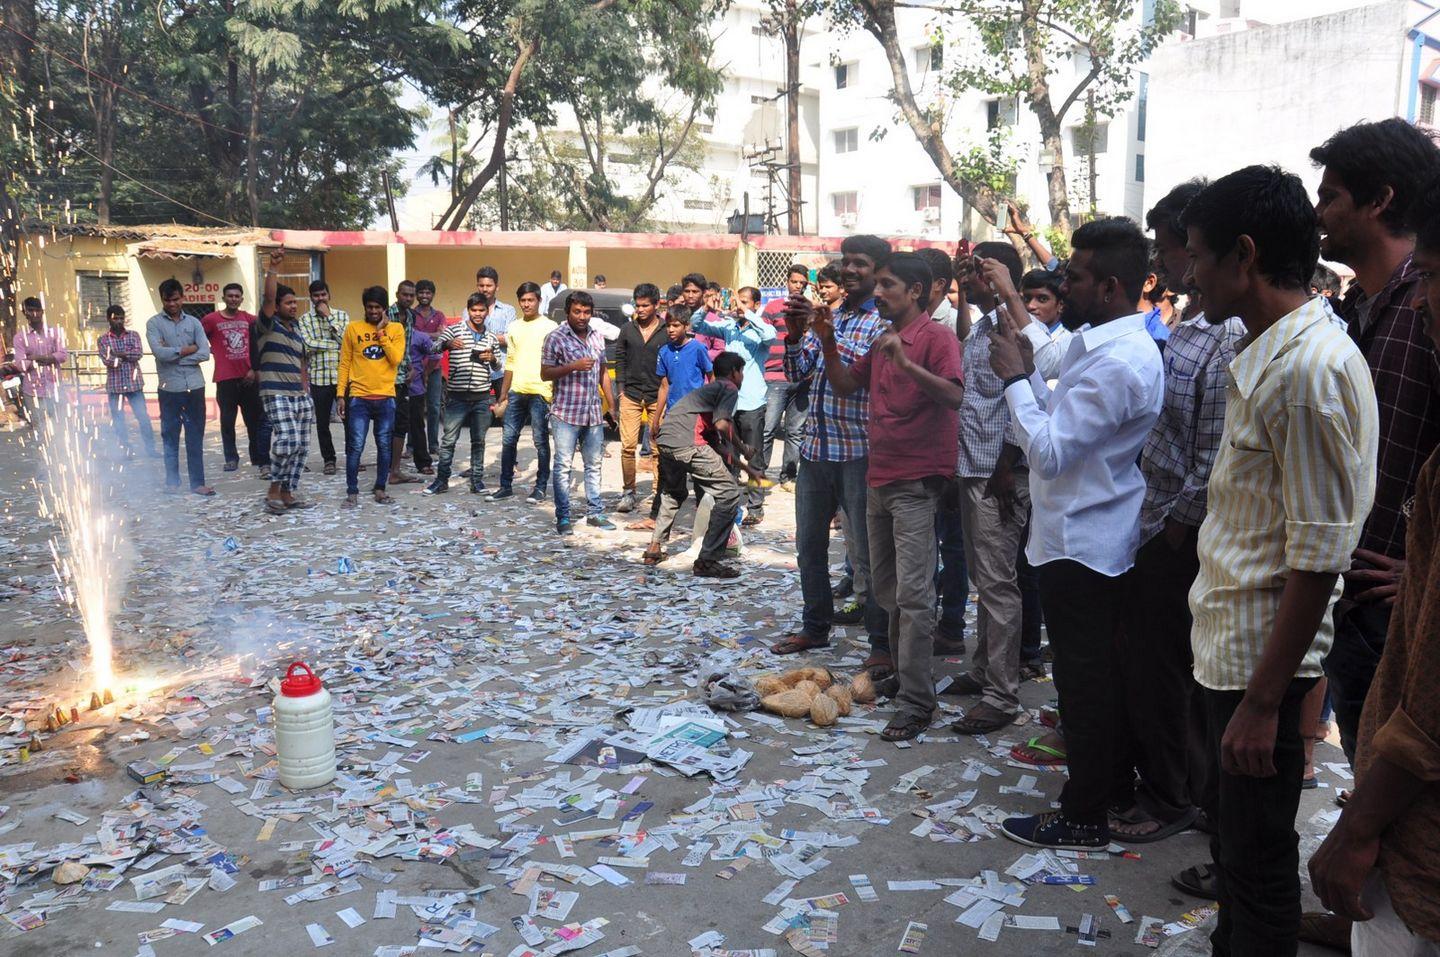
338, 285, 406, 507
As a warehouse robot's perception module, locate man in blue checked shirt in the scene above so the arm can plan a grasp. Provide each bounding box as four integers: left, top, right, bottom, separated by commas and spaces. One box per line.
771, 234, 892, 671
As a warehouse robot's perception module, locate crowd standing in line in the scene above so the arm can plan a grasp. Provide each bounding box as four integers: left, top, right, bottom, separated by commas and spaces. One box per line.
8, 116, 1440, 957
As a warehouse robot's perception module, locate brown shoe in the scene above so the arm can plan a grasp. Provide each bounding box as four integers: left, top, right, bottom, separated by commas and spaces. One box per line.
1298, 913, 1352, 953
862, 651, 894, 672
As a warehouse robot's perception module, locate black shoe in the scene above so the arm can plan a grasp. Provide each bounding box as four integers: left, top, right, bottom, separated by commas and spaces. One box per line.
940, 672, 985, 695
423, 480, 449, 495
833, 599, 864, 625
487, 487, 514, 502
224, 460, 239, 472
934, 634, 967, 657
832, 576, 854, 600
556, 520, 574, 536
1001, 812, 1108, 851
741, 509, 763, 527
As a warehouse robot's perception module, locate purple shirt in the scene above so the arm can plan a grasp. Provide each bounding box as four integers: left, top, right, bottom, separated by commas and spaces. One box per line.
13, 324, 68, 398
411, 305, 447, 376
541, 322, 607, 426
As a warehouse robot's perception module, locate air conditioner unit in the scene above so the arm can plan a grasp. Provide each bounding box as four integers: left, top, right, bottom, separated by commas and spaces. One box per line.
840, 212, 858, 227
922, 206, 941, 222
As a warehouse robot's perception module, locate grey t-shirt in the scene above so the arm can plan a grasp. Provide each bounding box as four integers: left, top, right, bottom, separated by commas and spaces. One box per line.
656, 379, 739, 451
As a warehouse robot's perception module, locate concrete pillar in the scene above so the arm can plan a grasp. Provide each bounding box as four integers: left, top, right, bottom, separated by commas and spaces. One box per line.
567, 240, 588, 290
386, 241, 408, 293
235, 244, 261, 313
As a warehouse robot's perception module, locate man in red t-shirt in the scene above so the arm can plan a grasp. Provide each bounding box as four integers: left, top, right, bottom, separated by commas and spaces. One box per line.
202, 282, 269, 472
812, 252, 963, 743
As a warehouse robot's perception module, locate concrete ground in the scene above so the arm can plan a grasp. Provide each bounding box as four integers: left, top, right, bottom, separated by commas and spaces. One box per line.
0, 418, 1345, 956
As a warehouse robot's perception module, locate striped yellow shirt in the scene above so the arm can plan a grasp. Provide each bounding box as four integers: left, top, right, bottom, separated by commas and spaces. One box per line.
1190, 297, 1378, 691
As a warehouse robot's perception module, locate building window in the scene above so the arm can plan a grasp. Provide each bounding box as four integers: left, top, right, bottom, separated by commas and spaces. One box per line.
1422, 84, 1437, 126
77, 272, 129, 326
912, 183, 942, 210
1137, 72, 1149, 142
1071, 121, 1109, 156
832, 191, 858, 216
1134, 154, 1146, 183
986, 98, 1016, 130
835, 62, 855, 89
684, 199, 715, 210
833, 127, 858, 153
913, 46, 942, 74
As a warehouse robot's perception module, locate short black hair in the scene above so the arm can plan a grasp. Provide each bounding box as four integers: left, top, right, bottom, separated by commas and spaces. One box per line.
415, 279, 436, 294
22, 296, 42, 310
713, 352, 745, 378
972, 240, 1022, 288
840, 233, 891, 267
738, 285, 760, 301
276, 284, 296, 301
787, 263, 810, 280
816, 263, 841, 285
361, 285, 389, 309
1311, 118, 1440, 235
682, 272, 707, 289
665, 284, 683, 300
1069, 216, 1152, 304
516, 281, 541, 298
396, 279, 415, 292
1021, 268, 1063, 298
706, 281, 722, 293
565, 290, 594, 313
105, 304, 125, 319
666, 308, 692, 325
466, 291, 492, 310
1408, 169, 1440, 254
158, 278, 183, 300
222, 282, 243, 295
550, 269, 563, 280
1310, 264, 1343, 296
1145, 178, 1209, 239
594, 274, 606, 283
881, 252, 933, 302
915, 247, 953, 288
634, 282, 660, 303
476, 266, 499, 282
308, 280, 329, 296
1180, 165, 1318, 292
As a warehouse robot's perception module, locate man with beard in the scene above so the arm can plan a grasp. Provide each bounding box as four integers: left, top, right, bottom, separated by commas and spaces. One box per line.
809, 253, 963, 741
989, 217, 1164, 851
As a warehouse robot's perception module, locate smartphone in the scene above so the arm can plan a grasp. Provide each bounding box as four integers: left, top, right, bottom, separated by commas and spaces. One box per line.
721, 288, 732, 309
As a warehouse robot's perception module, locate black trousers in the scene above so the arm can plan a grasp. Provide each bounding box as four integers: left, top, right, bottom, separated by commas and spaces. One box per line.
394, 387, 432, 470
1017, 525, 1043, 663
1036, 558, 1124, 827
310, 384, 338, 464
1115, 528, 1202, 822
1204, 678, 1316, 957
216, 377, 268, 466
1323, 601, 1391, 763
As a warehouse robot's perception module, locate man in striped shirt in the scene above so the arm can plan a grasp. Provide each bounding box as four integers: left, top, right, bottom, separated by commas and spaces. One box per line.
255, 247, 317, 513
297, 281, 347, 474
426, 292, 500, 495
1184, 167, 1378, 956
97, 304, 157, 457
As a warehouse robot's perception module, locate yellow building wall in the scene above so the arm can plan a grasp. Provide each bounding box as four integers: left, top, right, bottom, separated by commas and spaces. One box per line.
15, 232, 131, 350
584, 247, 740, 292
321, 246, 389, 318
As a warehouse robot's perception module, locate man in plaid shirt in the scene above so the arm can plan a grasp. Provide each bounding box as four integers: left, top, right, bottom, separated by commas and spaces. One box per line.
541, 290, 618, 535
771, 235, 891, 669
97, 304, 157, 457
1310, 120, 1440, 766
297, 280, 347, 474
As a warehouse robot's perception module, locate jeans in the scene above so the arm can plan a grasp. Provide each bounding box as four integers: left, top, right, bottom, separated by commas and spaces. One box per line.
794, 456, 888, 650
499, 392, 552, 493
1036, 558, 1125, 827
1204, 678, 1316, 957
424, 367, 443, 456
868, 479, 942, 720
618, 394, 657, 492
935, 499, 969, 641
551, 419, 605, 524
309, 384, 338, 464
733, 406, 766, 510
653, 445, 740, 560
158, 387, 207, 490
215, 377, 268, 466
107, 390, 156, 454
435, 391, 493, 486
762, 379, 808, 481
1323, 601, 1391, 764
345, 397, 395, 494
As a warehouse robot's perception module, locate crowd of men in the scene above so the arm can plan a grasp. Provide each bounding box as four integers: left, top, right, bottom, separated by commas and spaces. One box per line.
5, 117, 1440, 956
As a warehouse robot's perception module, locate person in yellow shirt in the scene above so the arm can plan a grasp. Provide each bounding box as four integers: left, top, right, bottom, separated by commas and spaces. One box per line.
490, 281, 560, 503
338, 285, 406, 507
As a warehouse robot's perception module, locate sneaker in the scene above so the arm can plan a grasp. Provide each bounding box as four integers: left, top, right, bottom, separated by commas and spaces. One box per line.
323, 460, 337, 475
693, 558, 740, 579
1000, 811, 1108, 851
741, 508, 763, 527
468, 482, 486, 494
556, 520, 574, 536
422, 480, 449, 495
616, 491, 637, 513
527, 488, 546, 504
487, 487, 515, 501
587, 514, 617, 530
833, 599, 864, 625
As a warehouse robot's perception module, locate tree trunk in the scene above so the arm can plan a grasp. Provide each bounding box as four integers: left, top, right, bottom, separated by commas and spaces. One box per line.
783, 0, 802, 235
858, 0, 1002, 225
246, 64, 263, 226
1019, 0, 1071, 237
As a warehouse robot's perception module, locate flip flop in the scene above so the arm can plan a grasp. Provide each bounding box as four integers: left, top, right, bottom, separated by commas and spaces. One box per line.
951, 702, 1017, 735
1108, 805, 1198, 845
771, 634, 831, 655
1010, 734, 1067, 766
1171, 863, 1218, 901
641, 547, 665, 566
881, 714, 929, 742
373, 491, 395, 505
264, 499, 287, 515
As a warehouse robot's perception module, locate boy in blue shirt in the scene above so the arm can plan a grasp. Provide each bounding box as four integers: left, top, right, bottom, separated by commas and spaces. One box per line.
654, 310, 712, 425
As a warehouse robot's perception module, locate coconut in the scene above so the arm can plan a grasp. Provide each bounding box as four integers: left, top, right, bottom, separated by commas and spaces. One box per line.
825, 685, 853, 716
761, 689, 814, 718
809, 693, 839, 727
850, 671, 876, 704
53, 862, 90, 885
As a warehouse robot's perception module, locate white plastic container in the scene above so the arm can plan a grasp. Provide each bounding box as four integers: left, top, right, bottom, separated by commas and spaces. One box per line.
274, 661, 336, 790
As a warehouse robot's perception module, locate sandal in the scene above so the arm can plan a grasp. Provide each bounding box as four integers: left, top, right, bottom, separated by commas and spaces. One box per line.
1010, 733, 1067, 766
951, 702, 1016, 735
771, 633, 831, 655
1171, 863, 1219, 901
265, 498, 288, 515
881, 714, 929, 742
286, 499, 317, 509
641, 547, 665, 566
343, 494, 358, 509
373, 491, 395, 505
1108, 805, 1198, 844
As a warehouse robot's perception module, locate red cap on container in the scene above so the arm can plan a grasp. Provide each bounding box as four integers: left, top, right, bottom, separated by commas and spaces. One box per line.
280, 661, 323, 697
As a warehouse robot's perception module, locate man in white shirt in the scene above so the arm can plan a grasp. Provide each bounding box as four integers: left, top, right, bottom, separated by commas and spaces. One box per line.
988, 217, 1164, 850
538, 270, 568, 314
